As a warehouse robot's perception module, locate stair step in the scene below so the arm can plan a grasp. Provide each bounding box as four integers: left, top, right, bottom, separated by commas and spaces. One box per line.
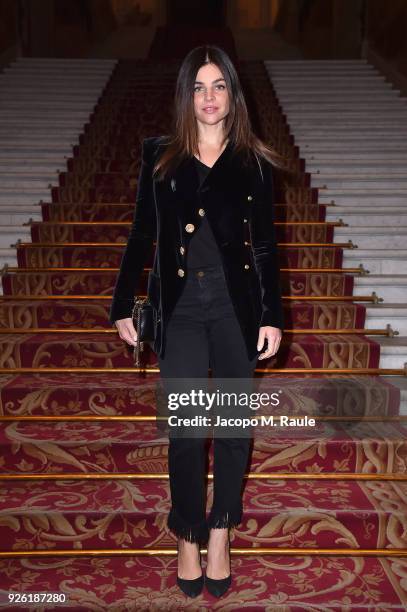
0, 210, 41, 225
315, 178, 407, 189
299, 130, 407, 141
0, 248, 17, 267
285, 111, 407, 120
11, 57, 116, 64
0, 111, 90, 120
0, 146, 72, 156
375, 337, 407, 369
335, 228, 407, 249
0, 189, 51, 201
0, 162, 67, 172
0, 118, 90, 128
0, 371, 400, 412
366, 304, 407, 335
0, 88, 104, 98
0, 227, 30, 248
299, 142, 407, 151
1, 74, 110, 84
290, 119, 407, 128
278, 91, 401, 100
0, 478, 406, 550
301, 133, 407, 143
344, 250, 407, 274
354, 275, 407, 304
322, 192, 407, 205
388, 376, 407, 415
270, 75, 388, 83
1, 553, 405, 608
0, 176, 59, 189
283, 102, 407, 112
275, 84, 396, 93
326, 209, 407, 227
265, 59, 370, 63
0, 332, 381, 370
0, 416, 405, 472
307, 152, 407, 160
267, 66, 377, 73
309, 163, 407, 173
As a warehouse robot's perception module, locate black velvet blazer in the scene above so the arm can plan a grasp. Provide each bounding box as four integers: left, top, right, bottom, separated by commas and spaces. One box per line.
109, 135, 284, 361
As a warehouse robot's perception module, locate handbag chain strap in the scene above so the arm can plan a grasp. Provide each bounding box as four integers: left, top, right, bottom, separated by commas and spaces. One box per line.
133, 224, 160, 367
133, 299, 144, 367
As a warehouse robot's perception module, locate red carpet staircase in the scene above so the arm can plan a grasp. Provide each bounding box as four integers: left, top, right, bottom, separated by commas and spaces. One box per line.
0, 58, 407, 609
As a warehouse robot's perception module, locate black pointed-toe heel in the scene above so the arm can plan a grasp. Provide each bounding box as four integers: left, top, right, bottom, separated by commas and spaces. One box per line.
176, 573, 204, 598
205, 535, 232, 598
176, 543, 204, 598
204, 572, 232, 598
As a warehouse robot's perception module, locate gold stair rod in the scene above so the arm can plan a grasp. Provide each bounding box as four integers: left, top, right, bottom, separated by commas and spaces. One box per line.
0, 547, 406, 558
0, 367, 405, 375
35, 201, 328, 207
0, 295, 381, 302
0, 266, 366, 274
0, 328, 395, 336
25, 220, 347, 227
14, 241, 355, 248
1, 473, 407, 481
1, 415, 407, 422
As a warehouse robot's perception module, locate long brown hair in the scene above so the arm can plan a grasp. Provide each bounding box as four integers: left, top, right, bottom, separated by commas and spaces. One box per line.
153, 44, 290, 181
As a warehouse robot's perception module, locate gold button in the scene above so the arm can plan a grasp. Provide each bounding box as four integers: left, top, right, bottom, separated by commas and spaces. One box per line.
177, 268, 185, 277
247, 195, 253, 201
244, 218, 248, 223
197, 270, 204, 277
179, 246, 185, 254
244, 264, 250, 269
198, 208, 205, 216
185, 223, 195, 233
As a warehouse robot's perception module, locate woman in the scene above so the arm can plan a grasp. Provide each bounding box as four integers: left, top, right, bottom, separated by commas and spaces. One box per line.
109, 45, 285, 599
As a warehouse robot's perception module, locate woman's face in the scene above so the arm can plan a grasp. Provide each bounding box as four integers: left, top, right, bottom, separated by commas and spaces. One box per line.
193, 62, 229, 128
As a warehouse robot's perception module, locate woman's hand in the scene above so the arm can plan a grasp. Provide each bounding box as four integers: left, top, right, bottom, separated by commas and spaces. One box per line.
115, 317, 138, 347
257, 326, 282, 360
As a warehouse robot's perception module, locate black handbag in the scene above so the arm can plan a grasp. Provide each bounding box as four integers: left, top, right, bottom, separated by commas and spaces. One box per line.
132, 255, 160, 366
131, 296, 157, 366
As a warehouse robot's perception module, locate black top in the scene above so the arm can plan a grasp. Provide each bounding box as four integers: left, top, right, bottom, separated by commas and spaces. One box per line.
186, 157, 223, 269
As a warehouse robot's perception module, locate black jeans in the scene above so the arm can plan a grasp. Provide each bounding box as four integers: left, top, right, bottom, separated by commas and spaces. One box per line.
158, 264, 259, 544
